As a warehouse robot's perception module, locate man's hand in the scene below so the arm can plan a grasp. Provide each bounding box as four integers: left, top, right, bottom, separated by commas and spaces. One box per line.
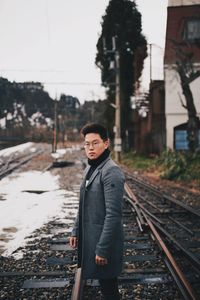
95, 255, 108, 266
69, 236, 77, 249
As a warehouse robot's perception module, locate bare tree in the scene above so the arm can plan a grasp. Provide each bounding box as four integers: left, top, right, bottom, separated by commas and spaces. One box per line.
174, 44, 200, 152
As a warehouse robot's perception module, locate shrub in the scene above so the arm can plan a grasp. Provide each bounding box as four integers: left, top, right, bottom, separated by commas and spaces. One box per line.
156, 149, 200, 181
121, 151, 155, 171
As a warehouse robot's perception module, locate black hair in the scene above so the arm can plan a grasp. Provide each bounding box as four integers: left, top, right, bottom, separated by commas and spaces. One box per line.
81, 123, 109, 141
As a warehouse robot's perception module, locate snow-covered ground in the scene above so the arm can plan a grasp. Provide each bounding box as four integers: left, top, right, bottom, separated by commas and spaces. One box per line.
0, 143, 79, 257
0, 142, 36, 158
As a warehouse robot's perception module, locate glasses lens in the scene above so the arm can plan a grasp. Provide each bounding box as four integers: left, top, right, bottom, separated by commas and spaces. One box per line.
84, 141, 101, 149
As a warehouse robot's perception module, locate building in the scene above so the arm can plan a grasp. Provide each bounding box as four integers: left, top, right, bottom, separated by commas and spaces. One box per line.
164, 0, 200, 150
147, 80, 166, 154
131, 80, 165, 155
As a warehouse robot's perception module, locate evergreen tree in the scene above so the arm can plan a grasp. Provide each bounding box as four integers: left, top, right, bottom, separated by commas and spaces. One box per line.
96, 0, 147, 149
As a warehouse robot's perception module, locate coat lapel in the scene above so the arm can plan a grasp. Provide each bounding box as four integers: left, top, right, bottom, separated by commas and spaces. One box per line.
81, 166, 90, 188
86, 157, 110, 188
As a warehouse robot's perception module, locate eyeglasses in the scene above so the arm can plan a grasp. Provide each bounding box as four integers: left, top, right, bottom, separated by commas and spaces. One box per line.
83, 141, 103, 149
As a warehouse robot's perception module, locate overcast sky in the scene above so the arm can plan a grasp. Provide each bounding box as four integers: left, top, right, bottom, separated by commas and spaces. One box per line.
0, 0, 168, 103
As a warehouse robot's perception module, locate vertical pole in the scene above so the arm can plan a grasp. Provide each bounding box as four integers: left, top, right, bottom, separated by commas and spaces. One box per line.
53, 98, 58, 153
113, 37, 121, 162
103, 36, 122, 162
149, 43, 152, 84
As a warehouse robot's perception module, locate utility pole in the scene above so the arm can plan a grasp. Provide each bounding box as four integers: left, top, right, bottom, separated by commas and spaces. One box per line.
149, 43, 152, 84
103, 36, 122, 162
112, 37, 121, 162
52, 95, 58, 153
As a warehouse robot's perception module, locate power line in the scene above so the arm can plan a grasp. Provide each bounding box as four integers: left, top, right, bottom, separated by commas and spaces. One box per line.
0, 69, 71, 73
42, 82, 102, 86
150, 43, 164, 51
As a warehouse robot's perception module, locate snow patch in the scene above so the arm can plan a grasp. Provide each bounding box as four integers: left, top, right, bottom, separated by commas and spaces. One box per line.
0, 142, 34, 157
0, 170, 78, 257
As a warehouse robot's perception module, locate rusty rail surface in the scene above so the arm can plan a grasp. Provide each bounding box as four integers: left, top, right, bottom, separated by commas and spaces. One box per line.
124, 182, 198, 300
71, 268, 84, 300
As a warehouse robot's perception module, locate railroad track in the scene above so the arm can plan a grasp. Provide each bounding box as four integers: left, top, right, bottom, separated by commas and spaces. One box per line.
0, 183, 81, 300
78, 182, 199, 299
124, 172, 200, 299
1, 185, 181, 300
0, 145, 44, 180
71, 172, 200, 299
1, 152, 200, 299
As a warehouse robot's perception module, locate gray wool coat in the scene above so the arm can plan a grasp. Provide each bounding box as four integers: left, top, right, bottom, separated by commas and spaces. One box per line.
71, 156, 125, 279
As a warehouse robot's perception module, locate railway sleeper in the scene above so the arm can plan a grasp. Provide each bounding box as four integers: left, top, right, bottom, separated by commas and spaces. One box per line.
22, 278, 70, 289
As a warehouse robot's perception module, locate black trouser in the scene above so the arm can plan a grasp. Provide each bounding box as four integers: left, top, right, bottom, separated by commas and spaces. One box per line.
99, 277, 120, 300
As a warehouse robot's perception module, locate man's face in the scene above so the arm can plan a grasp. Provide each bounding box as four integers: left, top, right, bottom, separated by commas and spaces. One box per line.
84, 133, 109, 160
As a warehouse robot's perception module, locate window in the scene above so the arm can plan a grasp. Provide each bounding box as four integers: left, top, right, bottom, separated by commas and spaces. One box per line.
183, 19, 200, 41
175, 130, 188, 150
174, 129, 200, 150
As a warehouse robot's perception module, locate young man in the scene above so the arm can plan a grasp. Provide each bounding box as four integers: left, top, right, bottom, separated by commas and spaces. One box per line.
70, 123, 125, 300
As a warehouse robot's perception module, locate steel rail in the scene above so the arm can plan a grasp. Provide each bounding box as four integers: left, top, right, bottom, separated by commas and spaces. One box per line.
1, 153, 15, 172
126, 173, 200, 218
125, 183, 165, 225
124, 195, 147, 231
149, 217, 200, 270
163, 193, 200, 218
144, 214, 198, 300
71, 268, 84, 300
133, 190, 170, 213
124, 182, 198, 300
126, 175, 200, 262
126, 180, 200, 270
0, 150, 43, 179
168, 216, 194, 235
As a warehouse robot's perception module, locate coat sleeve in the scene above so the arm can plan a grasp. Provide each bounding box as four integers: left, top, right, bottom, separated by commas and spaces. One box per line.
71, 210, 79, 237
95, 165, 125, 258
71, 166, 89, 237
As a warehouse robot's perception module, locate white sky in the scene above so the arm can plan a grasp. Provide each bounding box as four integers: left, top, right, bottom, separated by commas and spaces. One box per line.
0, 143, 79, 257
0, 0, 168, 102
